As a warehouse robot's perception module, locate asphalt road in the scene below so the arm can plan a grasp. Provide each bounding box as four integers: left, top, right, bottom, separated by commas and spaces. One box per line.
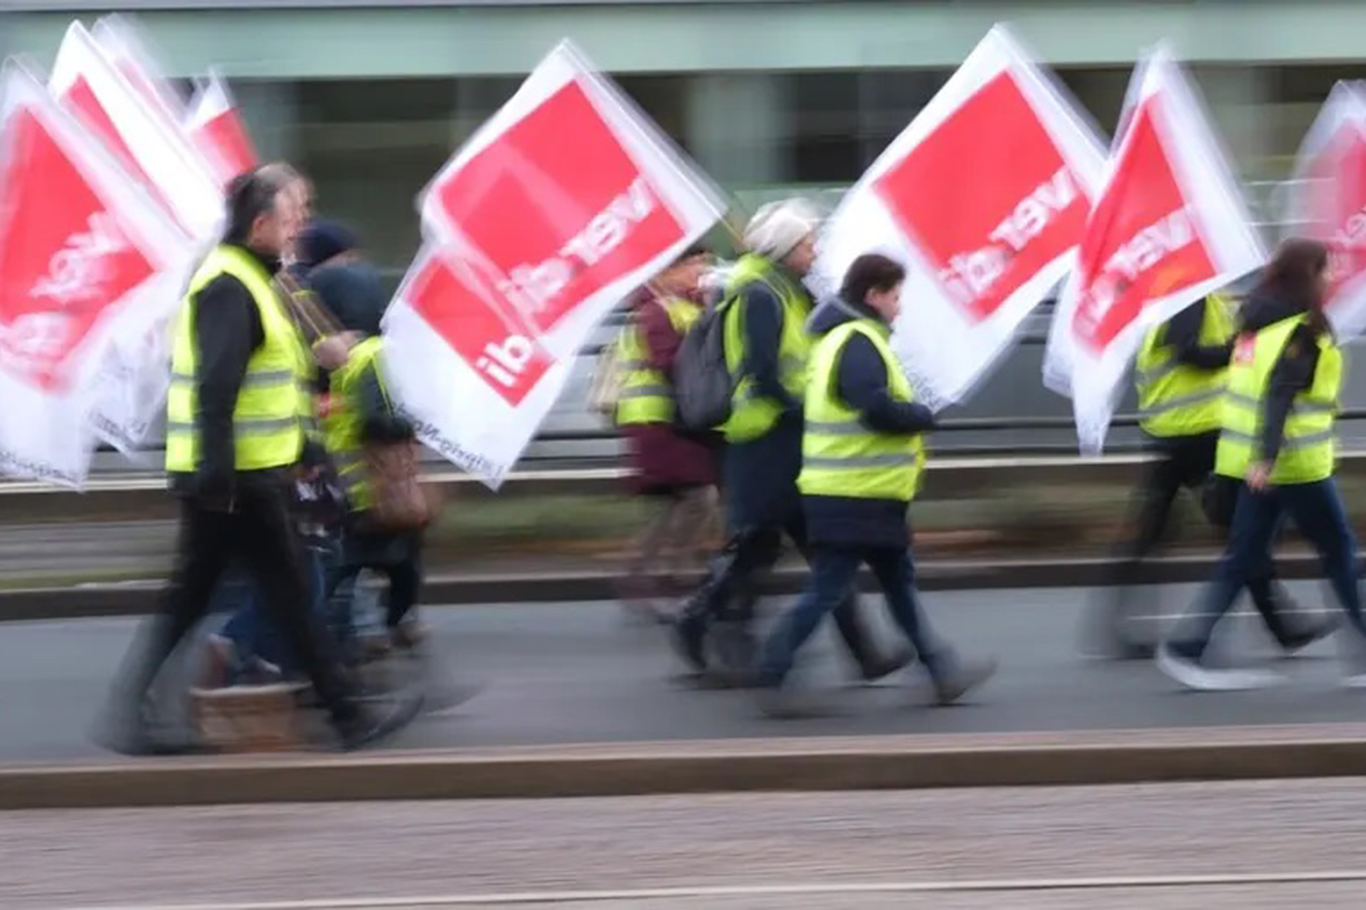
8, 780, 1366, 908
3, 582, 1366, 763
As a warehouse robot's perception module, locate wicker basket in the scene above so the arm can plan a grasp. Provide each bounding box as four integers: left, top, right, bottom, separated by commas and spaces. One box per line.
190, 684, 308, 753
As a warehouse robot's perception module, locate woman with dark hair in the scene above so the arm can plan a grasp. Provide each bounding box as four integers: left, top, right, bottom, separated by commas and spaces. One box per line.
1159, 238, 1366, 690
752, 252, 995, 715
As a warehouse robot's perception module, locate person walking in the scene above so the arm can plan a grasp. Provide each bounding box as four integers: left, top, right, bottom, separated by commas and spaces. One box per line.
319, 282, 426, 653
1090, 292, 1328, 659
100, 165, 417, 753
672, 199, 904, 684
616, 245, 720, 621
753, 253, 995, 715
1158, 238, 1365, 690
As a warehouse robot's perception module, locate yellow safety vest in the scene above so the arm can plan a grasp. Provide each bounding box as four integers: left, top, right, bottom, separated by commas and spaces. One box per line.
1136, 293, 1235, 437
322, 335, 385, 511
615, 298, 702, 426
166, 246, 310, 473
798, 318, 926, 502
1215, 314, 1343, 484
720, 253, 812, 443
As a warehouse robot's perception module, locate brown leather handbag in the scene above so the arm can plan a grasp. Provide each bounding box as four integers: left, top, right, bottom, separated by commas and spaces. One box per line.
362, 439, 443, 533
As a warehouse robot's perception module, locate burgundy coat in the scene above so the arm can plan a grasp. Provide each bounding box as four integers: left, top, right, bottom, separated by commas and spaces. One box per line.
623, 290, 719, 495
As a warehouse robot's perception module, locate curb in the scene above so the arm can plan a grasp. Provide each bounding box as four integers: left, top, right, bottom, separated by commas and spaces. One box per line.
0, 551, 1335, 624
5, 725, 1366, 809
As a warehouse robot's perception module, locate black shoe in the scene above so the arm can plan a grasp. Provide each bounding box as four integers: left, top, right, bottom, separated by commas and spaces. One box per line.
671, 610, 709, 673
1279, 617, 1338, 654
859, 648, 913, 684
335, 692, 424, 752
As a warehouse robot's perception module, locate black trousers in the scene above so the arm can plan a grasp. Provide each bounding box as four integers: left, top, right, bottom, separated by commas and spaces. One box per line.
1109, 432, 1300, 646
684, 506, 882, 671
326, 521, 424, 631
116, 483, 357, 726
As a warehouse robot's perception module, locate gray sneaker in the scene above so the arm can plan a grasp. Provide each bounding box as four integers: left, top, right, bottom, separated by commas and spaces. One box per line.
931, 656, 998, 706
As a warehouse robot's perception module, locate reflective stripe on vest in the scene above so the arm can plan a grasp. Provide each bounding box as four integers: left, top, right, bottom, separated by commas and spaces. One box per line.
1135, 294, 1235, 437
798, 319, 925, 503
720, 253, 813, 443
1214, 314, 1343, 484
615, 298, 702, 426
166, 246, 309, 473
321, 335, 385, 512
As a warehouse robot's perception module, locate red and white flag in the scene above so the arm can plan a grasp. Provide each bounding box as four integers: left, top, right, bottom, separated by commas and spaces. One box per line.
50, 21, 222, 241
184, 72, 259, 189
1044, 46, 1265, 454
49, 21, 224, 454
389, 41, 725, 487
0, 62, 196, 486
1286, 80, 1366, 339
816, 25, 1107, 409
91, 14, 187, 126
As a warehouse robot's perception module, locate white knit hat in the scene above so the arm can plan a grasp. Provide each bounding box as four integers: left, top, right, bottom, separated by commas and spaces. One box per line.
744, 197, 822, 261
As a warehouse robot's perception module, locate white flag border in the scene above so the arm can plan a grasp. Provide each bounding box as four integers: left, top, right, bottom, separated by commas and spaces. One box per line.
1046, 44, 1267, 453
0, 60, 196, 485
416, 41, 724, 359
1288, 80, 1366, 340
50, 20, 224, 244
815, 23, 1109, 409
380, 244, 578, 490
91, 14, 188, 126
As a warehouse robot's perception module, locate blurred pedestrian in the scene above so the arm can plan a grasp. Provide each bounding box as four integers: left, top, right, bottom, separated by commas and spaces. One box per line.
671, 198, 905, 685
1159, 238, 1363, 690
99, 165, 416, 753
752, 253, 995, 715
1090, 291, 1329, 658
616, 245, 719, 621
314, 249, 427, 654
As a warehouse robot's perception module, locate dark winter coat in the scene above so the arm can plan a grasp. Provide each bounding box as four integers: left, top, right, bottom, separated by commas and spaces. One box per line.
801, 297, 936, 550
623, 288, 719, 495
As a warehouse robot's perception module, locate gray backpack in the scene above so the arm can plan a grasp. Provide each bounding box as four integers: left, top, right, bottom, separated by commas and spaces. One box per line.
672, 300, 735, 431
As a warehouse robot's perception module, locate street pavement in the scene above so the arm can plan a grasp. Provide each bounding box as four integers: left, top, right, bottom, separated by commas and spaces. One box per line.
2, 582, 1365, 763
7, 779, 1366, 908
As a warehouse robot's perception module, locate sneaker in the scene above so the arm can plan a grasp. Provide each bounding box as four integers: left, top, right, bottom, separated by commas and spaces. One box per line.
1279, 617, 1337, 655
336, 692, 425, 751
859, 648, 913, 685
1156, 642, 1283, 691
671, 610, 709, 674
931, 656, 998, 706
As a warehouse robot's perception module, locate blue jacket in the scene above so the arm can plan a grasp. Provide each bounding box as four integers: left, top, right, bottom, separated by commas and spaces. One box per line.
802, 298, 936, 549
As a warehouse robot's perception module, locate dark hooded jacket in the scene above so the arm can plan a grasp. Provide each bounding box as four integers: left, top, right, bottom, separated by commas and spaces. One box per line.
1235, 289, 1324, 469
801, 297, 936, 549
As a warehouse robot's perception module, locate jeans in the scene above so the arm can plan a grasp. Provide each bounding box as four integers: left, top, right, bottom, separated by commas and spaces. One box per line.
1170, 478, 1366, 661
220, 539, 342, 677
759, 544, 943, 687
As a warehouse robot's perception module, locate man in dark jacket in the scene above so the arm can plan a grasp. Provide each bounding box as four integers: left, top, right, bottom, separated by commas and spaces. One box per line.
100, 165, 417, 753
672, 199, 904, 685
753, 253, 995, 715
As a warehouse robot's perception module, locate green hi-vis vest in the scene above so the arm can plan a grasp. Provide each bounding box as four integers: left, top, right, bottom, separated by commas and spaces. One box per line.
720, 253, 813, 443
166, 246, 310, 474
321, 335, 386, 511
1136, 293, 1236, 437
615, 297, 702, 426
798, 318, 926, 502
1215, 314, 1343, 484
